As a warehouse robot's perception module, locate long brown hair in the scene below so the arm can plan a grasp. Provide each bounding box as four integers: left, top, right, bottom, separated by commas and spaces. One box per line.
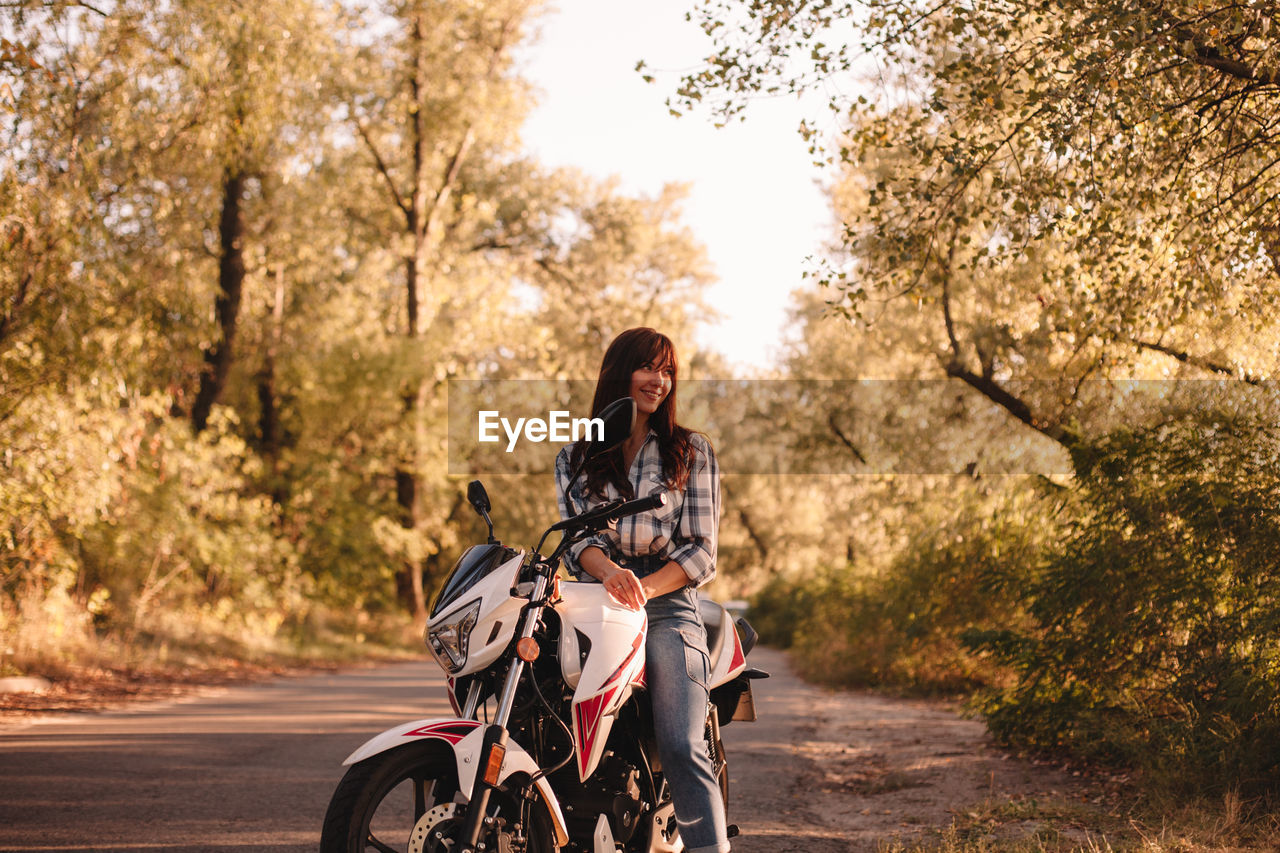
571, 328, 696, 499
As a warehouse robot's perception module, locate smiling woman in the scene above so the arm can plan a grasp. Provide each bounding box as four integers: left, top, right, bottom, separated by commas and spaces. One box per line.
555, 327, 730, 853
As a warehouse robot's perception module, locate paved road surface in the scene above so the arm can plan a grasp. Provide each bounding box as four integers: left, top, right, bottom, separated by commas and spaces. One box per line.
0, 648, 1075, 852
0, 661, 453, 852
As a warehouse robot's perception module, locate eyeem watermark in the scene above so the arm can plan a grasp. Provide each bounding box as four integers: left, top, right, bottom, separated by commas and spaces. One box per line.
453, 378, 1273, 476
478, 410, 604, 452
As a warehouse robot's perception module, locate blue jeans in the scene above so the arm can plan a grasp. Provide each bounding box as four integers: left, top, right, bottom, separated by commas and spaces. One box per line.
631, 566, 731, 853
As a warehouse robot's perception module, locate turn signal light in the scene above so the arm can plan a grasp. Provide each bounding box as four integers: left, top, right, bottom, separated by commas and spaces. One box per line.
483, 743, 506, 786
516, 637, 540, 662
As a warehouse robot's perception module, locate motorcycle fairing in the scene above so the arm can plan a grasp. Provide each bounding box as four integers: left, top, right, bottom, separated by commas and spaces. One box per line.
445, 677, 461, 715
553, 582, 648, 781
699, 599, 747, 688
429, 550, 526, 677
342, 717, 570, 848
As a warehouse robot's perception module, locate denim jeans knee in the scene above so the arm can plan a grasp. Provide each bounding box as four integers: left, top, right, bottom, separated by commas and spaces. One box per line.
644, 588, 731, 853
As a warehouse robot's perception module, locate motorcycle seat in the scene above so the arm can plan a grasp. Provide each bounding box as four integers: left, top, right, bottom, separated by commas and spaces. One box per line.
698, 598, 742, 688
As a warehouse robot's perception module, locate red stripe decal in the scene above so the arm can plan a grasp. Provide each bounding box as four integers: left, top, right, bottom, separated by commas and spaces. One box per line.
603, 628, 645, 690
729, 629, 746, 674
446, 678, 461, 716
403, 720, 481, 745
574, 687, 616, 776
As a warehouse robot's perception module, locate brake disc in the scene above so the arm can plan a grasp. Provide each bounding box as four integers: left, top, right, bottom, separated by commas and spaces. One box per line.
408, 802, 460, 853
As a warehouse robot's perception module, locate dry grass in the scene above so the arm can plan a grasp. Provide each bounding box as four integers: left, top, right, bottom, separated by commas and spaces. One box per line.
0, 584, 423, 719
877, 788, 1280, 853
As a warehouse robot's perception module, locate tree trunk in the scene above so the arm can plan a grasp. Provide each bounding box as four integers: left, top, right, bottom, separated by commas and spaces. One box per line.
255, 265, 290, 507
367, 7, 513, 619
257, 266, 285, 453
396, 463, 427, 619
192, 169, 247, 434
393, 10, 430, 621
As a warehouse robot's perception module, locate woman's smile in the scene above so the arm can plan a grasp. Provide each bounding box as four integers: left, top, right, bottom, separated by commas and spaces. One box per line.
630, 364, 672, 414
639, 385, 666, 405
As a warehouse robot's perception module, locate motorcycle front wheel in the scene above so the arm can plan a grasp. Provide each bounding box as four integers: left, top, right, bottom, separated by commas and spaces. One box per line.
319, 740, 555, 853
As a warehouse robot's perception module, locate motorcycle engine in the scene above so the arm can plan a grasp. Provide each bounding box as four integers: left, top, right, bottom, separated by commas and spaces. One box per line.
560, 750, 644, 849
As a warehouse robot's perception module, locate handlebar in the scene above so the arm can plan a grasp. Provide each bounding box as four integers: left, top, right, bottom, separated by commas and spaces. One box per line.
547, 491, 667, 535
615, 491, 668, 517
533, 491, 669, 563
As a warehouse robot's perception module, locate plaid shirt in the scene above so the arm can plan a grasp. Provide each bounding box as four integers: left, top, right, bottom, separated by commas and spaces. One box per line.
554, 432, 720, 588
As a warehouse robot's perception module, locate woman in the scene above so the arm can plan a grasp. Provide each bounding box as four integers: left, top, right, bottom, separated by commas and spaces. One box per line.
554, 327, 729, 853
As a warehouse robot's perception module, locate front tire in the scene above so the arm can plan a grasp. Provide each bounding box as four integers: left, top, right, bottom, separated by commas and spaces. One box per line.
319, 741, 557, 853
320, 741, 459, 853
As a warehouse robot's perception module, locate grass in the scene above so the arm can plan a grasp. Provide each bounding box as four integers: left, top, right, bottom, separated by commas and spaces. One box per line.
880, 789, 1280, 852
0, 589, 425, 717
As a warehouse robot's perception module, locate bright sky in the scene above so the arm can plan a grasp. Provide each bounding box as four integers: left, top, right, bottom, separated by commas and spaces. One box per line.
518, 0, 833, 373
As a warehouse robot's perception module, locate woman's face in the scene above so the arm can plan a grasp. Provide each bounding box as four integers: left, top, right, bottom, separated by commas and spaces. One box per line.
629, 359, 674, 416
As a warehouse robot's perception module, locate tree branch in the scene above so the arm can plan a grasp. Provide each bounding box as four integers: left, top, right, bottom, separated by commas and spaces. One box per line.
938, 230, 963, 361
1193, 46, 1280, 86
534, 255, 575, 287
943, 360, 1069, 446
735, 506, 770, 562
826, 412, 867, 466
422, 124, 475, 245
1133, 338, 1266, 385
355, 119, 411, 226
469, 237, 515, 254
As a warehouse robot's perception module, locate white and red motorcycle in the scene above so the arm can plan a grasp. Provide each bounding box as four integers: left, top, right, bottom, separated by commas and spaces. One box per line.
319, 398, 767, 853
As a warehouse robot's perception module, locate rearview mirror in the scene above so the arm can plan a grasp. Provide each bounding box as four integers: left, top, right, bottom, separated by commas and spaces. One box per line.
467, 480, 495, 543
589, 397, 636, 459
563, 397, 636, 491
467, 480, 491, 514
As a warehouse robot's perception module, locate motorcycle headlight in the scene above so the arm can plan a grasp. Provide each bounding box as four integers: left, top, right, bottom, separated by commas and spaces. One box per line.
426, 600, 481, 673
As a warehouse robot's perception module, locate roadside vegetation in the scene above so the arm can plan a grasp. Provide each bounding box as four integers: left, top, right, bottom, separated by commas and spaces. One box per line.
1, 1, 714, 685
675, 0, 1280, 847
893, 787, 1280, 852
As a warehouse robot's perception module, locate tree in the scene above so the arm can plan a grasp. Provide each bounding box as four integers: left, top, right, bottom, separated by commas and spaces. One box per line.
676, 0, 1280, 464
670, 3, 1280, 784
329, 0, 538, 617
0, 0, 724, 670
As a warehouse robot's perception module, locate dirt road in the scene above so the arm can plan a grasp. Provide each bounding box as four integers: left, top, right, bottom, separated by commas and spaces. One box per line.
723, 648, 1081, 851
0, 648, 1078, 852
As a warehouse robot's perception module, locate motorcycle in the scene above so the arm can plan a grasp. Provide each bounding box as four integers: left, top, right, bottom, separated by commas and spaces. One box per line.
319, 397, 767, 853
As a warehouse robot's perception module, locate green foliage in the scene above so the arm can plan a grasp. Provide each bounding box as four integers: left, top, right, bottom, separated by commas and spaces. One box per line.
750, 480, 1042, 694
742, 572, 815, 650
0, 388, 305, 670
968, 406, 1280, 793
678, 0, 1280, 450
674, 0, 1280, 797
0, 0, 721, 672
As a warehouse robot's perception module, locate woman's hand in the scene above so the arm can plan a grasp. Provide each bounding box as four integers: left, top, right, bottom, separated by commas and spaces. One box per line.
601, 566, 648, 610
639, 561, 693, 601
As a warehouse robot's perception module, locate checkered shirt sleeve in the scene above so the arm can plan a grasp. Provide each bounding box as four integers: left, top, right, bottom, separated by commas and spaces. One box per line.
665, 434, 720, 587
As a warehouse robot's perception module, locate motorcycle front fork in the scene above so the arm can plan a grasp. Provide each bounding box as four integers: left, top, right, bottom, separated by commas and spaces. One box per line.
457, 566, 551, 853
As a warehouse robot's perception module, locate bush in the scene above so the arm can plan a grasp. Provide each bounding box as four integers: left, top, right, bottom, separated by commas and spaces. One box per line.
967, 408, 1280, 793
750, 480, 1041, 694
746, 572, 818, 649
0, 391, 312, 673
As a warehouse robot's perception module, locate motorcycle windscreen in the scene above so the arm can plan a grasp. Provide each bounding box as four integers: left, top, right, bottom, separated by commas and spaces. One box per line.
430, 543, 519, 617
